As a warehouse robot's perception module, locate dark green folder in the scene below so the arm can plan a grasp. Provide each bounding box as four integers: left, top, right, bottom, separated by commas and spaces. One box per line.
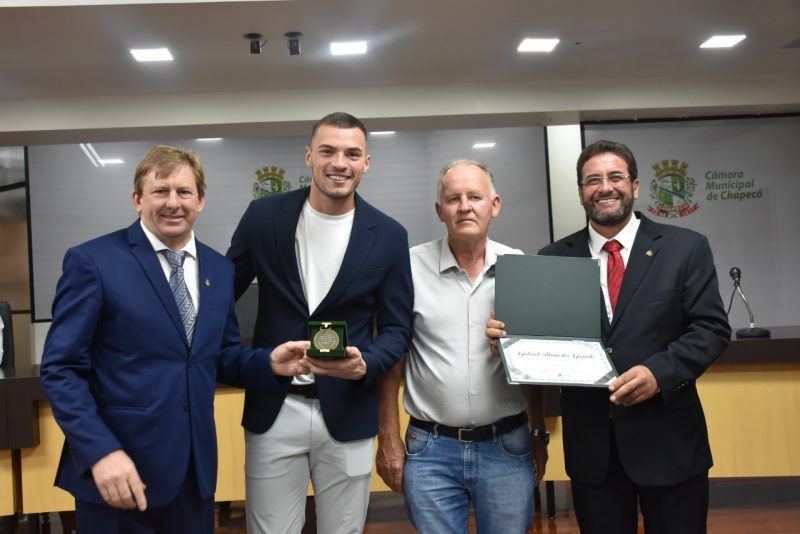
495, 254, 601, 339
494, 254, 617, 387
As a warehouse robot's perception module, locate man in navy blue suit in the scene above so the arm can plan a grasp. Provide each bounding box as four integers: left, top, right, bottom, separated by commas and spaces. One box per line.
488, 140, 731, 533
41, 145, 309, 534
227, 112, 413, 533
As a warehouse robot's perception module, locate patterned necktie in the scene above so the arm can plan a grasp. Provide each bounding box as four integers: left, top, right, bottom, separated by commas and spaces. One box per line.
161, 249, 196, 344
602, 239, 624, 313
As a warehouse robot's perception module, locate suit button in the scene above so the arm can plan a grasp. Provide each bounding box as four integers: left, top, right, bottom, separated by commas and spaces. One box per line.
606, 347, 613, 353
184, 403, 191, 412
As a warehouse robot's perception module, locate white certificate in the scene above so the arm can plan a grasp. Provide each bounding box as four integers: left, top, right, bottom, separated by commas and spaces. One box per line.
499, 336, 618, 387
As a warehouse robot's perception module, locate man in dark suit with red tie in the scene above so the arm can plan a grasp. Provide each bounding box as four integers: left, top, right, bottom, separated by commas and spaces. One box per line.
488, 140, 731, 533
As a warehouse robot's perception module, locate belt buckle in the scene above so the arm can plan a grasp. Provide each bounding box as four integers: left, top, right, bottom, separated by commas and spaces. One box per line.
457, 427, 474, 442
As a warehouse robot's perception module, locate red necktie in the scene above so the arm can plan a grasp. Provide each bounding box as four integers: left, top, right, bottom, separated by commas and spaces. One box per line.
602, 240, 624, 313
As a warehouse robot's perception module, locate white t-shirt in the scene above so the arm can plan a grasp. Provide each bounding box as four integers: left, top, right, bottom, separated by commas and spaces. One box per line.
295, 200, 354, 314
293, 200, 354, 384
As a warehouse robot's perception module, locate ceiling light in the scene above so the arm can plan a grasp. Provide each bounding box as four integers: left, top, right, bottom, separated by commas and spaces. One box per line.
700, 35, 746, 48
285, 32, 302, 56
79, 143, 124, 167
85, 143, 104, 167
473, 142, 496, 149
243, 33, 265, 55
130, 48, 173, 62
196, 138, 223, 142
79, 143, 98, 167
517, 38, 559, 53
370, 131, 396, 136
331, 41, 367, 56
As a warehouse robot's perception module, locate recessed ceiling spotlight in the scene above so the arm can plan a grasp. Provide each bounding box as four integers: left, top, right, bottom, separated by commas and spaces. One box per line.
243, 33, 265, 55
517, 38, 559, 53
130, 48, 173, 62
699, 34, 746, 48
331, 41, 368, 56
285, 32, 302, 56
473, 142, 496, 149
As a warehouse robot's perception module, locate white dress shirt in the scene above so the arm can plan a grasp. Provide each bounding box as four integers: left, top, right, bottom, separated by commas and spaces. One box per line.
140, 221, 200, 313
587, 215, 640, 323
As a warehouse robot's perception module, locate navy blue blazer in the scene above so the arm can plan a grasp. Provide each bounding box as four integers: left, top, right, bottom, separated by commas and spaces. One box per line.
227, 188, 413, 441
40, 221, 283, 507
539, 213, 731, 486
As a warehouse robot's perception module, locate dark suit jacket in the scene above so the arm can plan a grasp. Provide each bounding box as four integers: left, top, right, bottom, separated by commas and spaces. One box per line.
40, 221, 283, 507
226, 187, 413, 441
539, 212, 731, 486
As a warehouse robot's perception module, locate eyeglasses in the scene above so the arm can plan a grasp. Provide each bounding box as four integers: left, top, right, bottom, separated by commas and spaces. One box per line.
580, 173, 630, 188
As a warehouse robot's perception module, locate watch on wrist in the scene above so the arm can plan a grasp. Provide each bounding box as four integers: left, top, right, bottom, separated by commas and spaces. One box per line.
530, 427, 550, 445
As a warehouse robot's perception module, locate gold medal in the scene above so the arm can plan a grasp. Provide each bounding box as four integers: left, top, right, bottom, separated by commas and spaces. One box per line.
313, 325, 340, 352
307, 320, 348, 359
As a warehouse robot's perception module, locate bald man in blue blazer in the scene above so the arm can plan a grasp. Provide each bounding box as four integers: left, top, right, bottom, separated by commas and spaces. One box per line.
41, 145, 308, 534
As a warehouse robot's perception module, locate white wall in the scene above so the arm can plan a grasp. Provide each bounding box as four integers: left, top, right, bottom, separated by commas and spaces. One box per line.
3, 73, 799, 146
545, 125, 586, 242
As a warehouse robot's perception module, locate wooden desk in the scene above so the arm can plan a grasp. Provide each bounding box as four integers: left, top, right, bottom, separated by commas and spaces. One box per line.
19, 402, 72, 513
0, 368, 15, 516
213, 388, 247, 502
701, 362, 800, 477
539, 326, 800, 481
0, 450, 14, 516
17, 388, 397, 512
20, 389, 254, 513
0, 365, 263, 512
3, 327, 799, 513
716, 325, 800, 364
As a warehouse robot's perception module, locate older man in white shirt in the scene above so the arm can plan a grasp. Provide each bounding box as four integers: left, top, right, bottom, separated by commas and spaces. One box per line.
377, 159, 548, 534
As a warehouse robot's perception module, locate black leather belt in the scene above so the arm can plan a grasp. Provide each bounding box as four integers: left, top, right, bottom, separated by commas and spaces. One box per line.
288, 384, 319, 399
409, 411, 528, 442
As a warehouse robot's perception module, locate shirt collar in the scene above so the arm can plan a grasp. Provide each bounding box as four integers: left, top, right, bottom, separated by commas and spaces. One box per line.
437, 237, 499, 274
139, 220, 197, 259
587, 212, 641, 254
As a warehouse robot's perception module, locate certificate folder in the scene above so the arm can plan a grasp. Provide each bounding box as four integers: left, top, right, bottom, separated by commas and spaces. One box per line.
494, 254, 617, 387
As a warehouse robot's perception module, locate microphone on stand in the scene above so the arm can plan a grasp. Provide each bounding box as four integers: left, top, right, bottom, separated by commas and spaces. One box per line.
728, 267, 770, 338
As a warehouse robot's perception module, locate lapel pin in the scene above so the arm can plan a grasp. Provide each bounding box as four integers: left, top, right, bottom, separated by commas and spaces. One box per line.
645, 250, 654, 257
205, 278, 211, 286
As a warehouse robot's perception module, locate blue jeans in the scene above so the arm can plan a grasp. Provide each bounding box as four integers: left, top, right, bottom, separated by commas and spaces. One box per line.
402, 422, 534, 534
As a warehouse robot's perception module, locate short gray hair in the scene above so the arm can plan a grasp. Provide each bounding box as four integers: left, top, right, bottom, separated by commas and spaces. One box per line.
436, 159, 497, 201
